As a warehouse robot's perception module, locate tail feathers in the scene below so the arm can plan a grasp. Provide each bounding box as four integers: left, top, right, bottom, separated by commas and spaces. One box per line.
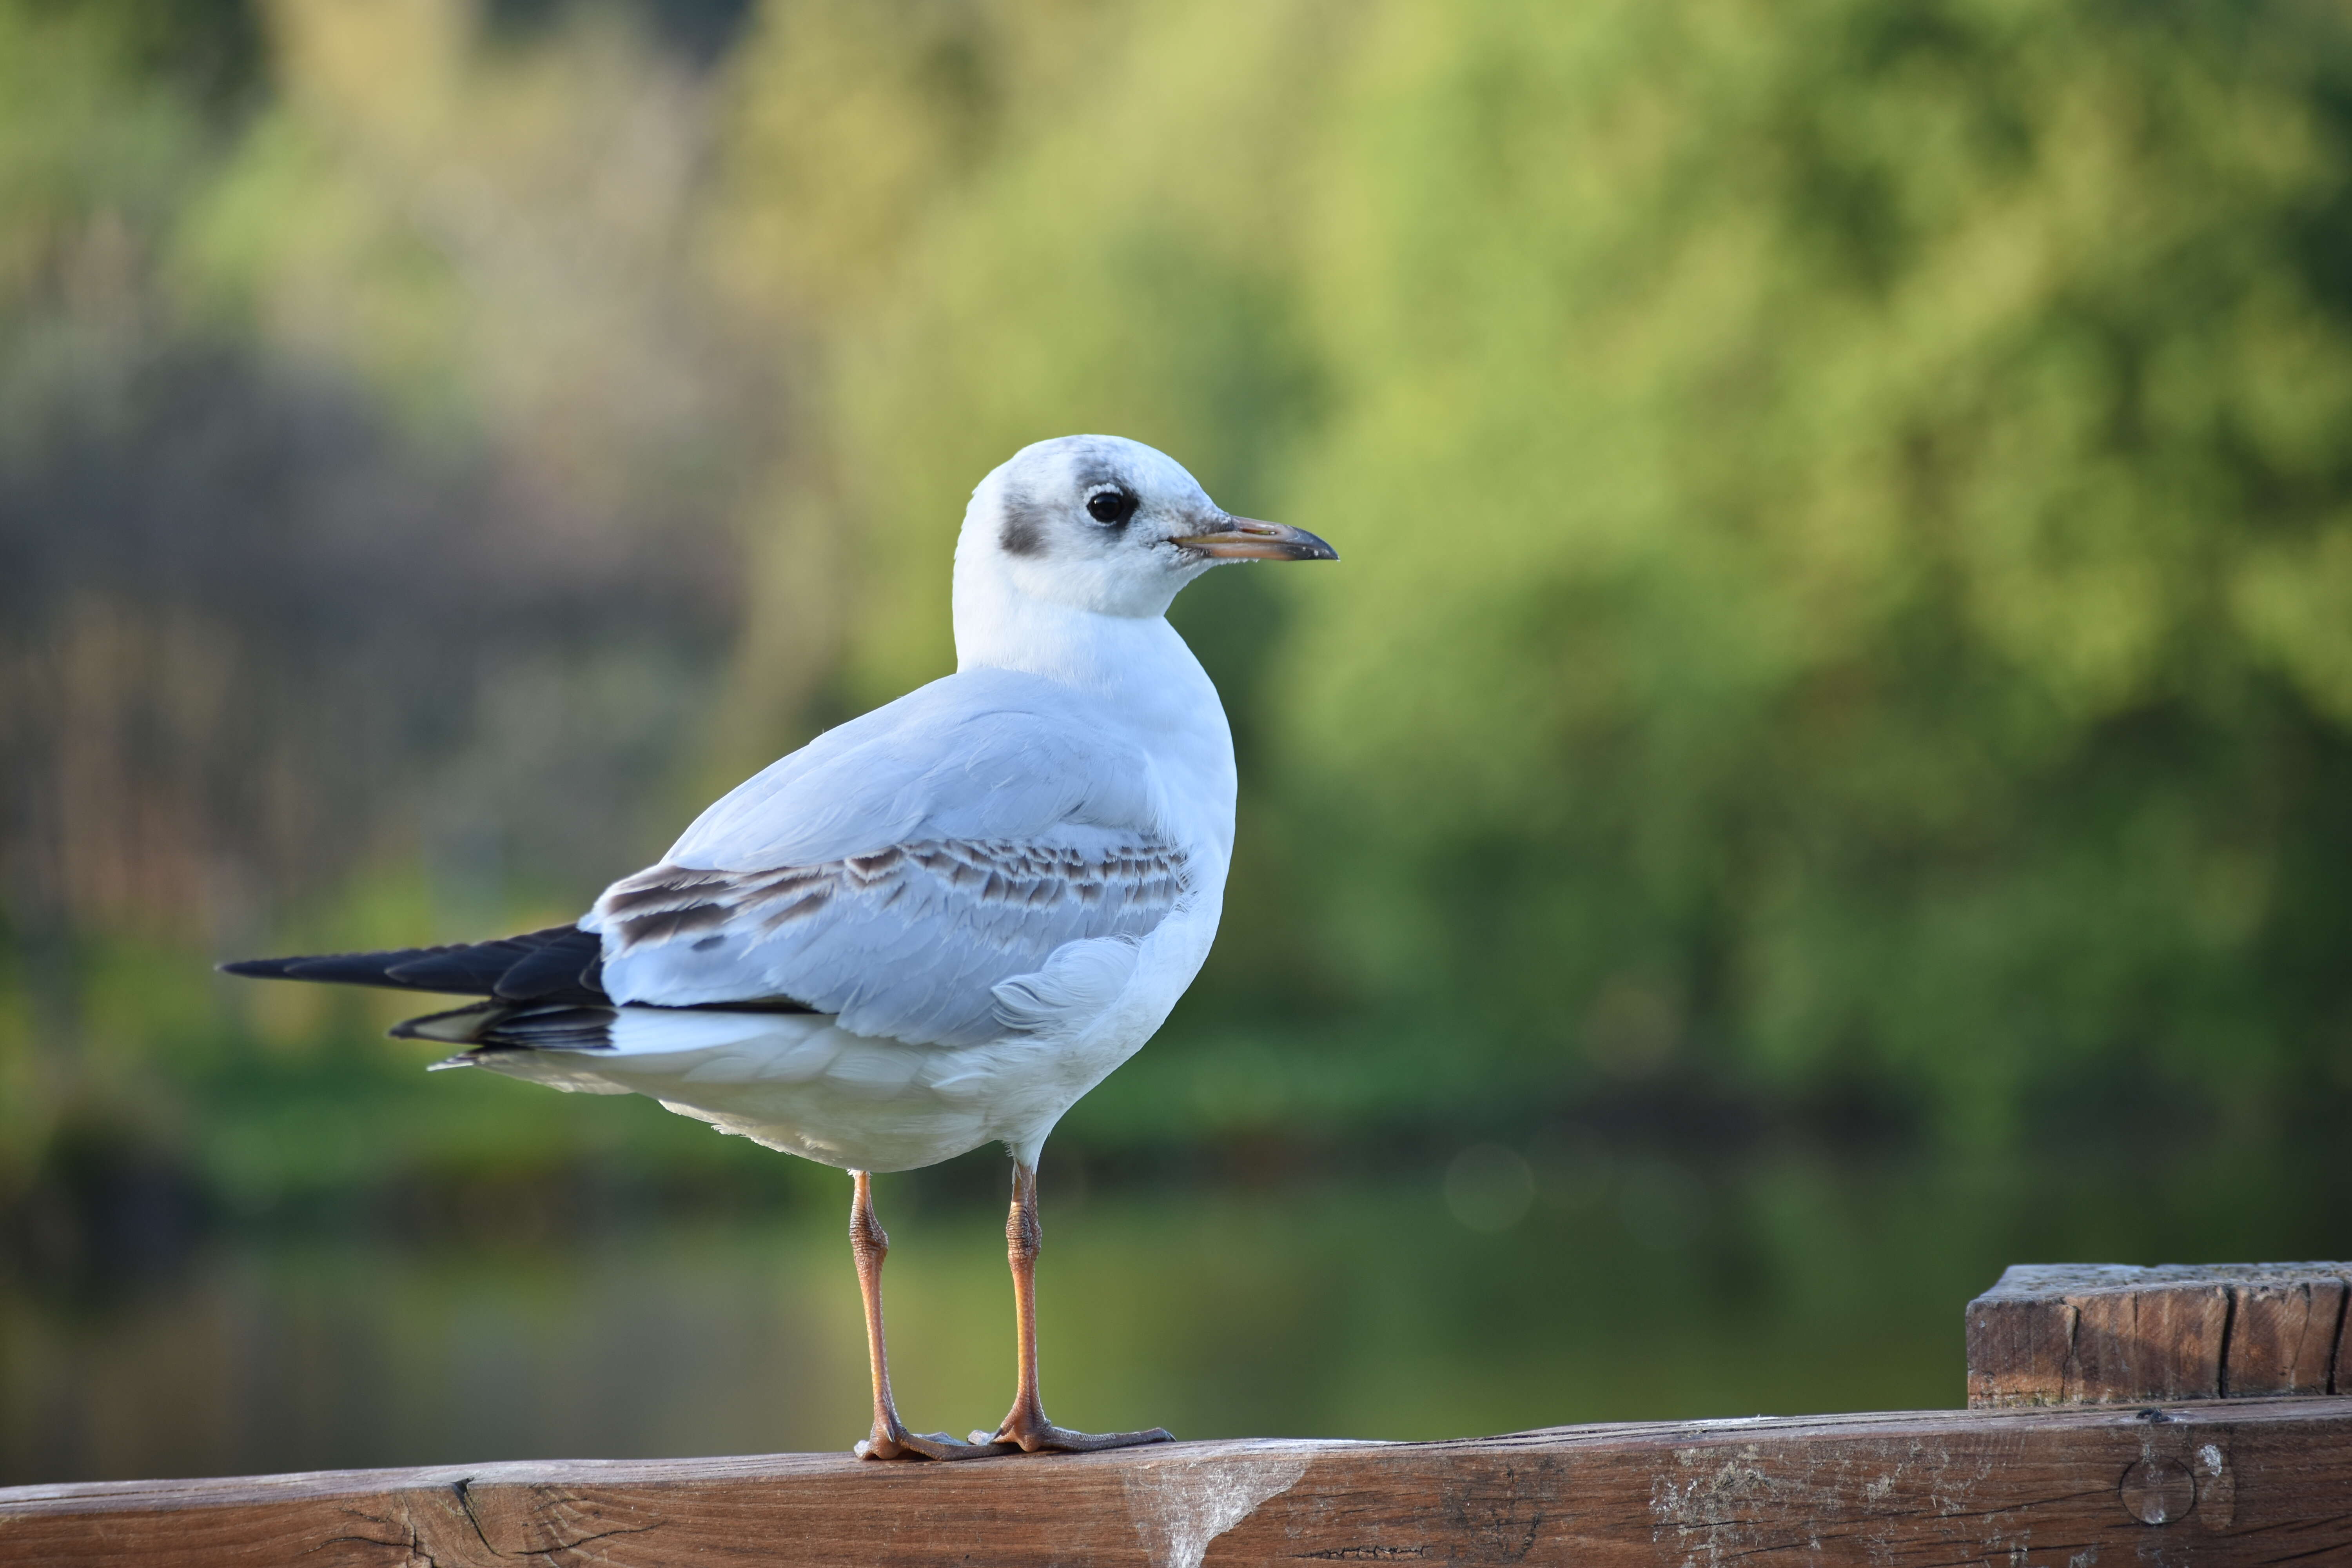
393, 1001, 619, 1060
220, 925, 606, 1005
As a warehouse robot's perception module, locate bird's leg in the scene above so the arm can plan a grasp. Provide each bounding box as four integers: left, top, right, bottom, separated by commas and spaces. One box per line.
848, 1170, 1008, 1461
971, 1160, 1175, 1454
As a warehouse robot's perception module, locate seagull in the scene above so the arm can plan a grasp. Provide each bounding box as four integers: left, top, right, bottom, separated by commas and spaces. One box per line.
221, 435, 1337, 1461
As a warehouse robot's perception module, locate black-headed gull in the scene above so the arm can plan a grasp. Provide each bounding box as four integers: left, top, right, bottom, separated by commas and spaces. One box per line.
224, 434, 1338, 1460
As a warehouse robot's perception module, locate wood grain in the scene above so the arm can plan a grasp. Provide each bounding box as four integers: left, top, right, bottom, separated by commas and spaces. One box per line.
7, 1398, 2352, 1566
2226, 1278, 2346, 1396
1968, 1262, 2352, 1408
2339, 1282, 2352, 1397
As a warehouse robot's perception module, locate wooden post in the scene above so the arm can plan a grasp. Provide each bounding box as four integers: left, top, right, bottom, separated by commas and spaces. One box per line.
1967, 1262, 2352, 1408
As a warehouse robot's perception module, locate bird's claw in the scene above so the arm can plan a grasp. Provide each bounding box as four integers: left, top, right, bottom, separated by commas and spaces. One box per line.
856, 1427, 1016, 1461
968, 1421, 1175, 1454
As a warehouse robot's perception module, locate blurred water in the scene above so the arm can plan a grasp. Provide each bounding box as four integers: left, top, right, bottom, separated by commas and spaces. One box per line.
4, 1140, 2343, 1486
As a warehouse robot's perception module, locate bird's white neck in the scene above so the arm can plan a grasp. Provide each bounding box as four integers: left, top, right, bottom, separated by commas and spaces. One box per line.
953, 554, 1191, 698
952, 551, 1237, 855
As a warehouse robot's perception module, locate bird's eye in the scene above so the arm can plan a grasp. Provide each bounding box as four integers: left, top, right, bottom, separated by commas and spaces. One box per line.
1085, 488, 1136, 525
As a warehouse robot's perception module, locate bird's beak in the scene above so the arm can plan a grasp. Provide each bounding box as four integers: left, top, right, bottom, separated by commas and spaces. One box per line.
1171, 514, 1339, 562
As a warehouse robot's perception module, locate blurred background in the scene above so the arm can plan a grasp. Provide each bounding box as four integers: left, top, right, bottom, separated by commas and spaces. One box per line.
5, 0, 2351, 1485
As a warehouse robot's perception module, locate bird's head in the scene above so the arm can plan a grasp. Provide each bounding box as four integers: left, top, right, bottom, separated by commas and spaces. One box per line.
956, 435, 1336, 621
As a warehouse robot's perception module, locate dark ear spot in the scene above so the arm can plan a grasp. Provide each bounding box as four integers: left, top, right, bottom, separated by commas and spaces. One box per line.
999, 487, 1049, 557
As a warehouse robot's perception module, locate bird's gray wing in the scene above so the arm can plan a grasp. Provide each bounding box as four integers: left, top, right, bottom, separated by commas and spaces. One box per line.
583, 668, 1188, 1046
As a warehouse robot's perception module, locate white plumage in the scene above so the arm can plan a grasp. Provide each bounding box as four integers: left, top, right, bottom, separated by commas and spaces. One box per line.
228, 433, 1336, 1458
471, 437, 1276, 1170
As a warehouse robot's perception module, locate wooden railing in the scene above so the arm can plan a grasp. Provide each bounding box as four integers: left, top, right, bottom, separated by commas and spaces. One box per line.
6, 1262, 2350, 1566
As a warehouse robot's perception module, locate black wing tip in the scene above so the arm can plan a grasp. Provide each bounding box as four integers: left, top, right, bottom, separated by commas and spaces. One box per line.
218, 956, 297, 978
216, 951, 410, 986
212, 927, 607, 1004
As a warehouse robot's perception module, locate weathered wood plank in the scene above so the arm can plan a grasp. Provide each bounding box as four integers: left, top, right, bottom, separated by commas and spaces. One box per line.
7, 1398, 2351, 1566
2228, 1278, 2346, 1396
2339, 1281, 2352, 1397
1967, 1261, 2352, 1407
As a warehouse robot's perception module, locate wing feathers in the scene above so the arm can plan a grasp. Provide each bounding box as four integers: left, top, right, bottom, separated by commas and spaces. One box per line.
230, 677, 1206, 1056
589, 833, 1188, 1045
221, 925, 607, 1005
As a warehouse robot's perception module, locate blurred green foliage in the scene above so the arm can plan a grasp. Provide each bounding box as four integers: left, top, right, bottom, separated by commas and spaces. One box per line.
1269, 0, 2352, 1139
5, 0, 2352, 1220
740, 0, 2352, 1140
